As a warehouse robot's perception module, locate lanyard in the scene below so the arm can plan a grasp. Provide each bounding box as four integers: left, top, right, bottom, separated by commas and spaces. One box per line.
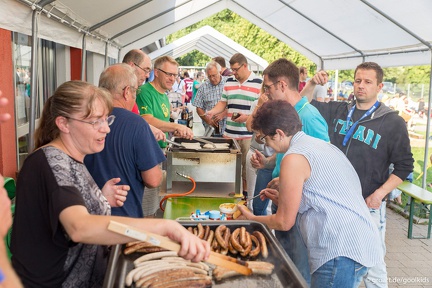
342, 101, 380, 146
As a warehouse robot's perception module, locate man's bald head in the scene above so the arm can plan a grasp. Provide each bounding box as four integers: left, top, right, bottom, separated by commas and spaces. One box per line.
99, 63, 136, 97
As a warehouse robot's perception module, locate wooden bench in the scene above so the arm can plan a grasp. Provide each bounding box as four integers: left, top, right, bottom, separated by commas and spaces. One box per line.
397, 181, 432, 239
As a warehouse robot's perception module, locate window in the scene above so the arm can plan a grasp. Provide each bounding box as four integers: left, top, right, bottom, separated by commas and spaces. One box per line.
13, 32, 56, 168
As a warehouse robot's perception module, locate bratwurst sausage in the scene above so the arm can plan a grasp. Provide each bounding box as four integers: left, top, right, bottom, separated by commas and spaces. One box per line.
252, 231, 268, 258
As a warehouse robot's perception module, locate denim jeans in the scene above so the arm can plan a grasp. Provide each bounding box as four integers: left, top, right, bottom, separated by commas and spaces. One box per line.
311, 256, 368, 288
252, 167, 273, 215
364, 201, 388, 288
272, 204, 311, 285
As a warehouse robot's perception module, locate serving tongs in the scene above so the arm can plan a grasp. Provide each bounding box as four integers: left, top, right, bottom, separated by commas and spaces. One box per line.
108, 221, 252, 275
165, 139, 186, 148
246, 193, 262, 203
192, 137, 217, 149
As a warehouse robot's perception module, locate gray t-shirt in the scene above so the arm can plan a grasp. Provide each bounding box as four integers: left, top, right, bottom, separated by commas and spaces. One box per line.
12, 146, 110, 287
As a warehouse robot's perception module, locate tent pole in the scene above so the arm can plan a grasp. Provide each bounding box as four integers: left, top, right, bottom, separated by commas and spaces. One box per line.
421, 51, 432, 189
81, 34, 87, 80
28, 9, 39, 153
104, 42, 109, 68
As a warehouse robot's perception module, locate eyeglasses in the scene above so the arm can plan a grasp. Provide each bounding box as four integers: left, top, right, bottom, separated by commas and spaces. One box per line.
263, 81, 280, 92
230, 64, 245, 73
260, 133, 275, 144
67, 115, 116, 130
156, 68, 178, 78
123, 85, 141, 95
133, 62, 151, 74
207, 73, 219, 79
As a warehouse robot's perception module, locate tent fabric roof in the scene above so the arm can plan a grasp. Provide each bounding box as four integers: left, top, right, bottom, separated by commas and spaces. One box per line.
1, 0, 431, 69
148, 26, 268, 71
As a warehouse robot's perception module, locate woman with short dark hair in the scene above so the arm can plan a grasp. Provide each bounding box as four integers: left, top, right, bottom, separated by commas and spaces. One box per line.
238, 100, 383, 287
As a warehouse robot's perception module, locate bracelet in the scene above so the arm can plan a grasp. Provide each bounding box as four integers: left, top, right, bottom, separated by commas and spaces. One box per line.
198, 113, 207, 117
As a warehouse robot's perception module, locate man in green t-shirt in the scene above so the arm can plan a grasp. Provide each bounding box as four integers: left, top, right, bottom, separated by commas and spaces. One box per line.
136, 56, 193, 148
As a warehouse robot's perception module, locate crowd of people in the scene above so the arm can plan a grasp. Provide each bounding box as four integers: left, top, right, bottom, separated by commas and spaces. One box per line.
0, 47, 414, 288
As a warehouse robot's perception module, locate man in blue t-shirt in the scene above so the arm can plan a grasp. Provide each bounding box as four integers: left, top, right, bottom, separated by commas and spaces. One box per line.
85, 63, 166, 218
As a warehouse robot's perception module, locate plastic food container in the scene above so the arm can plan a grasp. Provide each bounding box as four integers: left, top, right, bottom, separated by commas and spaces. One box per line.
219, 203, 238, 220
209, 210, 221, 220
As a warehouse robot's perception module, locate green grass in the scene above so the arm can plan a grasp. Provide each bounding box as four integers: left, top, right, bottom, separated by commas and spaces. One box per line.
398, 147, 431, 218
411, 147, 432, 187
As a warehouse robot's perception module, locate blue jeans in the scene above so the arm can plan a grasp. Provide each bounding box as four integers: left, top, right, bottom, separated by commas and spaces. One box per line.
272, 204, 311, 285
364, 201, 387, 288
311, 256, 368, 288
252, 168, 273, 215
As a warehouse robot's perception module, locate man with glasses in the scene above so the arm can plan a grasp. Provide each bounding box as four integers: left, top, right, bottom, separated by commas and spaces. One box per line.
122, 49, 151, 115
85, 64, 166, 218
136, 55, 193, 149
206, 53, 262, 198
251, 58, 329, 285
122, 49, 152, 86
192, 61, 227, 136
122, 49, 165, 142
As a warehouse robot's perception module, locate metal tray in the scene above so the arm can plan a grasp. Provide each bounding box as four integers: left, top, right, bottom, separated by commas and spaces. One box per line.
103, 220, 308, 288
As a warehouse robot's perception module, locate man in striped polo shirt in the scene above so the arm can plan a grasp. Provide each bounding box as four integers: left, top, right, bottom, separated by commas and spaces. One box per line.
207, 53, 262, 196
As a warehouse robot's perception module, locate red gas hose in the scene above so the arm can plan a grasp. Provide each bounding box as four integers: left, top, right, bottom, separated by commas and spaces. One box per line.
159, 172, 196, 212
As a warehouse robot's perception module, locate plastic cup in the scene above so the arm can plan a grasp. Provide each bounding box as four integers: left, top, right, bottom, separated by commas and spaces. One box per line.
219, 203, 238, 220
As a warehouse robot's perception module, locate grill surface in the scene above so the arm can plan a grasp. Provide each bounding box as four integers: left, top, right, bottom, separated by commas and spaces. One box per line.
167, 137, 240, 153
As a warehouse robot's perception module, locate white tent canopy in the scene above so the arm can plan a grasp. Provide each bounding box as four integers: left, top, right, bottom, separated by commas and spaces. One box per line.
1, 0, 431, 69
148, 26, 268, 71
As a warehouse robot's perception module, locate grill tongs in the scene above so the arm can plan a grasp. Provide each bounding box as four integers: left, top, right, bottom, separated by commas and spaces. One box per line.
192, 137, 217, 149
108, 221, 252, 275
165, 139, 186, 148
